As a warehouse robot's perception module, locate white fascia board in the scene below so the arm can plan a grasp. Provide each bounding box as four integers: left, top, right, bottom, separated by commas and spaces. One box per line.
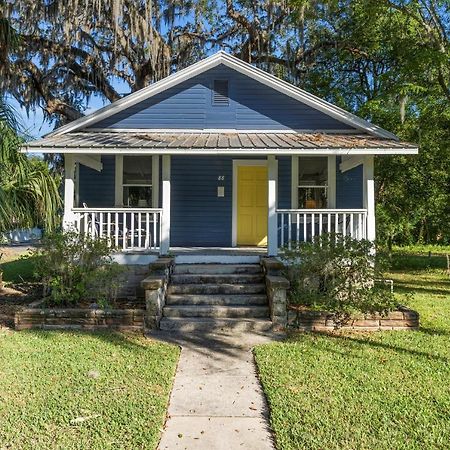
21, 147, 419, 155
43, 50, 398, 141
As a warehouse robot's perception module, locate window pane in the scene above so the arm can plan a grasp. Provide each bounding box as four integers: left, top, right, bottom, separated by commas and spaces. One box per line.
123, 186, 152, 207
298, 157, 328, 208
298, 187, 327, 209
123, 156, 152, 185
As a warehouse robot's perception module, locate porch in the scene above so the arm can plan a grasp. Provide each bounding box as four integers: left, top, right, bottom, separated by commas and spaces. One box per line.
54, 133, 387, 258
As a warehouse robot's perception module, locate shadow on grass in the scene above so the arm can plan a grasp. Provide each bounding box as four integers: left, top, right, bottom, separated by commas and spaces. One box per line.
287, 329, 449, 364
394, 283, 450, 297
18, 328, 166, 353
391, 254, 448, 271
2, 256, 37, 283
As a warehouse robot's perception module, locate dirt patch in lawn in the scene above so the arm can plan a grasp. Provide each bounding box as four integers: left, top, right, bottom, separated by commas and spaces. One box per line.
0, 283, 41, 328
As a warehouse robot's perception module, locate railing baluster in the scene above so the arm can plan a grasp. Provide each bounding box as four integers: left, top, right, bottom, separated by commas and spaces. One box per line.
303, 213, 307, 242
343, 213, 347, 236
90, 213, 95, 238
327, 213, 331, 234
280, 213, 285, 248
311, 213, 315, 241
296, 213, 300, 243
288, 214, 292, 249
99, 213, 103, 238
138, 212, 142, 248
115, 212, 119, 247
154, 213, 158, 250
319, 213, 323, 236
350, 213, 354, 238
130, 212, 135, 249
122, 212, 127, 250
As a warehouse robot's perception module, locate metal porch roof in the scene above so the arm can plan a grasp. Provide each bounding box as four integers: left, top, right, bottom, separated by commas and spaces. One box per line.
23, 131, 418, 155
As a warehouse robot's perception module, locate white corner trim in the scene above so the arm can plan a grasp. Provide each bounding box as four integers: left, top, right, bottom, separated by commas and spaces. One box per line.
43, 51, 397, 140
339, 155, 365, 173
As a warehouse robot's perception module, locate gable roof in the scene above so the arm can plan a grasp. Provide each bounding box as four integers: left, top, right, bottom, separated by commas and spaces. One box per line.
46, 51, 398, 140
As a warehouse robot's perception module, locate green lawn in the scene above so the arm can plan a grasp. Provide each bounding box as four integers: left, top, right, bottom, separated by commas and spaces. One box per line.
255, 250, 450, 450
0, 331, 179, 450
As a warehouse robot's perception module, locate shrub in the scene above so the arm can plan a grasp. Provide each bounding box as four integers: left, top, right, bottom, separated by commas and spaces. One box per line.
282, 233, 397, 327
33, 230, 124, 306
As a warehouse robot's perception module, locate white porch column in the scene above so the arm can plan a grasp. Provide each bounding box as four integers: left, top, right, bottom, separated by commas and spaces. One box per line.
363, 155, 376, 241
63, 154, 76, 230
161, 155, 171, 255
267, 155, 278, 256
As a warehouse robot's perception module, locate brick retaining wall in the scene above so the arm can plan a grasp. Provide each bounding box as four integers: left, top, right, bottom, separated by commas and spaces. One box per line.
287, 306, 419, 331
15, 300, 144, 331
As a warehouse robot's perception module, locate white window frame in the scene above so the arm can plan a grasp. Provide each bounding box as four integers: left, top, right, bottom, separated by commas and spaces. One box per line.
115, 155, 159, 207
291, 155, 336, 209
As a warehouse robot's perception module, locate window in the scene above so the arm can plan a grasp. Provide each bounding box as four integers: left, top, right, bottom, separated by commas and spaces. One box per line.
212, 80, 229, 105
297, 157, 328, 209
122, 156, 153, 207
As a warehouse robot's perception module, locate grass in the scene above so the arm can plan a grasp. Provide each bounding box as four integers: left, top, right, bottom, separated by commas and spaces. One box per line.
0, 331, 179, 450
1, 255, 36, 283
255, 248, 450, 450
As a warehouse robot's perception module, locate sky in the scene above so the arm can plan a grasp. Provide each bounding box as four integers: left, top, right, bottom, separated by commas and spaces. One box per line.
11, 95, 106, 140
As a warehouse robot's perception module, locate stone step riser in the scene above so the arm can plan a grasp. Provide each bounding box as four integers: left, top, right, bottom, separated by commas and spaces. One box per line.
171, 274, 264, 285
166, 294, 268, 306
168, 284, 266, 295
173, 264, 262, 275
163, 306, 269, 319
159, 318, 273, 332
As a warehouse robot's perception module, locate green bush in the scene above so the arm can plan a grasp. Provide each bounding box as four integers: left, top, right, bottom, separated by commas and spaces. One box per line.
282, 233, 397, 327
33, 230, 124, 306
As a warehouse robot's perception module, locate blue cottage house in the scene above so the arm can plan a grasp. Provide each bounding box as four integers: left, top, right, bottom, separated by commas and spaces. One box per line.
24, 51, 418, 263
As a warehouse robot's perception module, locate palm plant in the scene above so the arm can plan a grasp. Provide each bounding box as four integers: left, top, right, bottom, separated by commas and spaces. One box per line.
0, 115, 62, 234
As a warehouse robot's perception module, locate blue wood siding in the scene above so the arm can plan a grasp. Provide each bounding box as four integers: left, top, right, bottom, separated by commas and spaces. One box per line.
170, 155, 291, 247
277, 157, 291, 209
336, 159, 363, 208
95, 65, 354, 131
78, 156, 115, 207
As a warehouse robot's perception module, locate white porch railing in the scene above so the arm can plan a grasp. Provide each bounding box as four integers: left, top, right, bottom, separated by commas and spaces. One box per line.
276, 209, 367, 249
72, 208, 163, 251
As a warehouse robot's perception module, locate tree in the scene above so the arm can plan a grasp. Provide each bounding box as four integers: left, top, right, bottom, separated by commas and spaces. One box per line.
1, 0, 448, 244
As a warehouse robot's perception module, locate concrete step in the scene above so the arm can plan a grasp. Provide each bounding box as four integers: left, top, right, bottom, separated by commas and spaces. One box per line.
173, 263, 262, 275
168, 283, 266, 295
159, 317, 273, 332
166, 294, 268, 306
171, 273, 264, 285
163, 305, 269, 319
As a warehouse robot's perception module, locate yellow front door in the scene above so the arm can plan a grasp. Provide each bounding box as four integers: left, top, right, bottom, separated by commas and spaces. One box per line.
237, 165, 268, 246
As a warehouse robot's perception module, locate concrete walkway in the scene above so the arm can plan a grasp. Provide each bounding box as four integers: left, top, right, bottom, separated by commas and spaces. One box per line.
154, 331, 281, 450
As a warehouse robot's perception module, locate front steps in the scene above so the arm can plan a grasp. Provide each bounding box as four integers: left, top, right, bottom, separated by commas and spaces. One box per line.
159, 263, 272, 332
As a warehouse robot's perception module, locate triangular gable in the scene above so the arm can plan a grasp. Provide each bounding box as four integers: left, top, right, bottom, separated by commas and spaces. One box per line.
47, 51, 397, 140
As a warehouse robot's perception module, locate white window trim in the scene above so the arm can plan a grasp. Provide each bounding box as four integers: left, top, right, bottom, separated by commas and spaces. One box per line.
115, 155, 159, 207
291, 155, 336, 210
232, 159, 277, 247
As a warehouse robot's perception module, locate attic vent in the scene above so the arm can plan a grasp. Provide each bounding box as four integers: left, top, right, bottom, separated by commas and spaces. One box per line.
213, 80, 229, 105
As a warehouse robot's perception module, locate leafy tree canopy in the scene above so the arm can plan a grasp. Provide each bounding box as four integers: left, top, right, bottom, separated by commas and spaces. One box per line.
0, 0, 448, 244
